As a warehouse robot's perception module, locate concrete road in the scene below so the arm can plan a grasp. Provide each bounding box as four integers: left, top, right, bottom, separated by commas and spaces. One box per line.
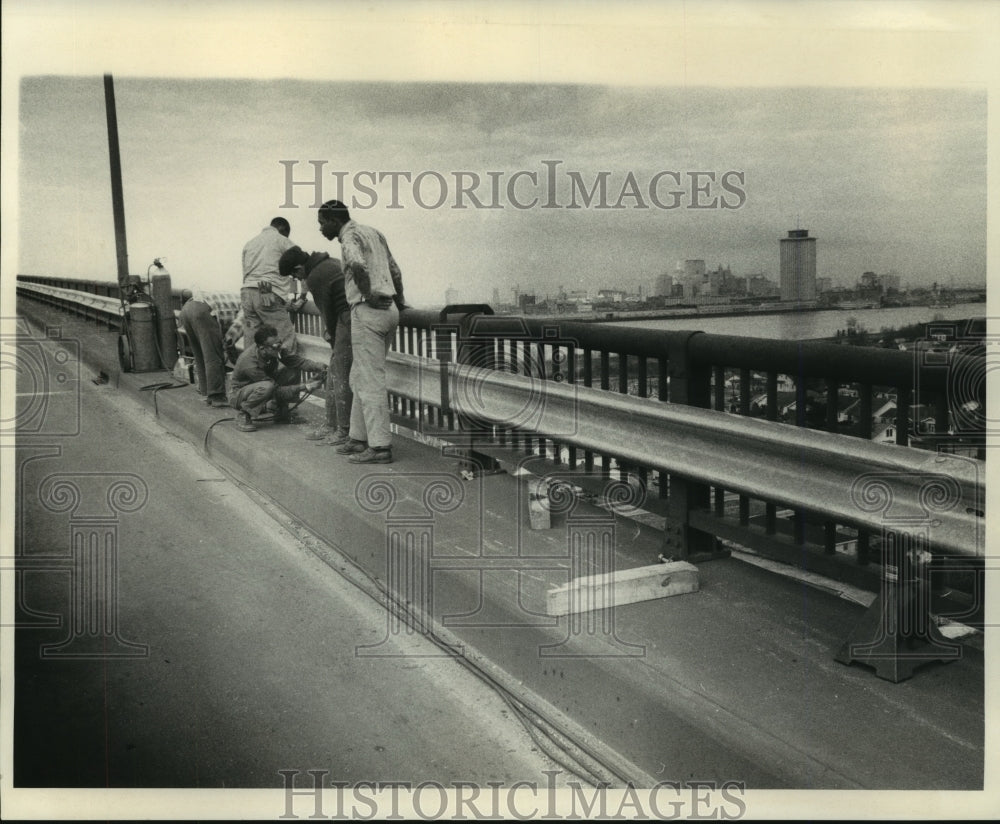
11, 331, 576, 792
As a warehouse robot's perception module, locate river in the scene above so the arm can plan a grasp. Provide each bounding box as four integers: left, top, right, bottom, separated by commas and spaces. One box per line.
604, 302, 986, 341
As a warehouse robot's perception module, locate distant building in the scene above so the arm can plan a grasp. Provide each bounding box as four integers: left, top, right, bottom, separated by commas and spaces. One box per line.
779, 229, 817, 302
597, 288, 626, 303
684, 259, 706, 279
654, 273, 674, 297
711, 265, 746, 297
746, 273, 779, 297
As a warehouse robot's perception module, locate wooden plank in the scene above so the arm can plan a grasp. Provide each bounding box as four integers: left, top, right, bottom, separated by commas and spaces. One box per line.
547, 561, 699, 616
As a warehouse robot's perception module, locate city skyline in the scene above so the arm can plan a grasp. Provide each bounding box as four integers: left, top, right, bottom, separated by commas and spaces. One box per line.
14, 80, 987, 308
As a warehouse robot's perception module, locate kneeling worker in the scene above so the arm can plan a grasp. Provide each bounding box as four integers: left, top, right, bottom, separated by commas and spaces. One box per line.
229, 324, 327, 432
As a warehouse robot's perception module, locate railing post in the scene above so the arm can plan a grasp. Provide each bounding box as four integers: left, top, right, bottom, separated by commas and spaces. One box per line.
663, 332, 724, 561
437, 305, 500, 474
836, 472, 964, 681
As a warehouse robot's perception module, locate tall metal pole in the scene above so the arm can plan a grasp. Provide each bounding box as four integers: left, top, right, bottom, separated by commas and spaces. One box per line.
103, 74, 130, 291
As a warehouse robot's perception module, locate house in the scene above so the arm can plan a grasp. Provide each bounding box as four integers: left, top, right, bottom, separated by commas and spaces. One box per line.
749, 390, 798, 419
836, 396, 860, 426
872, 398, 896, 424
872, 423, 897, 444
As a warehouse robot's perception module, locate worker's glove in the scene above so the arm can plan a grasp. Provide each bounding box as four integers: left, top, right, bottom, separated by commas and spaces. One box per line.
288, 295, 307, 314
393, 293, 410, 311
366, 294, 394, 310
259, 281, 275, 309
304, 377, 325, 394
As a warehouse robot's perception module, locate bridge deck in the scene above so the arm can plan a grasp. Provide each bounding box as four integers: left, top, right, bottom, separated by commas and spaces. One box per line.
14, 298, 985, 791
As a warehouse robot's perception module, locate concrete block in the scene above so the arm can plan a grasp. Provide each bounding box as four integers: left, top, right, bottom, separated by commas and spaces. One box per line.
547, 561, 699, 616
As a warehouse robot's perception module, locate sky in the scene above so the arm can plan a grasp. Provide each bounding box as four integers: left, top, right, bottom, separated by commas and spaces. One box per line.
15, 79, 988, 307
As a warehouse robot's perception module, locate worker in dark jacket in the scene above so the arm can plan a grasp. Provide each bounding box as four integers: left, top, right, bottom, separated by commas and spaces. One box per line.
229, 324, 326, 432
280, 246, 353, 444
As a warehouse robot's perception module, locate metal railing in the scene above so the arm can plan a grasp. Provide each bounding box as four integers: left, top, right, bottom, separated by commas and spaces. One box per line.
389, 308, 984, 599
17, 277, 987, 626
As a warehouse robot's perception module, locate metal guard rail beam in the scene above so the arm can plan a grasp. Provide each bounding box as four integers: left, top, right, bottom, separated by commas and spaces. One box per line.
18, 281, 124, 322
384, 352, 983, 561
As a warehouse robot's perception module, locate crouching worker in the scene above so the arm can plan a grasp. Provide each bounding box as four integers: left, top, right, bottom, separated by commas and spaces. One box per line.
229, 324, 326, 432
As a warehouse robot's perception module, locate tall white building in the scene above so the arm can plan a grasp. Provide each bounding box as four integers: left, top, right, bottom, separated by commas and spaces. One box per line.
779, 229, 817, 302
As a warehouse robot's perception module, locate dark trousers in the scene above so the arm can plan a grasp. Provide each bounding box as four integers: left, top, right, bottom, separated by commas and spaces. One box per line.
231, 367, 300, 417
179, 300, 226, 398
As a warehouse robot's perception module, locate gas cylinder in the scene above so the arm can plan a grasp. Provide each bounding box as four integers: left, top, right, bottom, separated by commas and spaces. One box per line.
120, 302, 161, 372
149, 261, 178, 369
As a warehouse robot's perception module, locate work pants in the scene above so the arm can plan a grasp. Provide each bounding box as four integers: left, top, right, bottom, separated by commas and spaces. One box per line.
348, 302, 398, 449
231, 367, 300, 417
324, 309, 353, 430
240, 286, 298, 354
179, 299, 226, 399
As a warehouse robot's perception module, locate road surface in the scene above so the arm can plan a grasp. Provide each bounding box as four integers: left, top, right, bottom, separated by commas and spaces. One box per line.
11, 330, 578, 795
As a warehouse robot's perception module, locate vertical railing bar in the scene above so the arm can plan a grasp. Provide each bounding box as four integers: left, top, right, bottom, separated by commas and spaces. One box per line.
896, 385, 912, 447
713, 366, 725, 412
712, 353, 725, 519
857, 528, 871, 566
826, 377, 839, 434
567, 346, 577, 467
934, 390, 949, 437
739, 368, 751, 416
858, 383, 873, 440
824, 521, 837, 555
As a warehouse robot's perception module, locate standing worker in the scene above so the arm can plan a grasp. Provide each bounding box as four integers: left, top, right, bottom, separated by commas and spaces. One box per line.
178, 288, 229, 407
279, 246, 353, 445
241, 216, 301, 353
317, 200, 407, 464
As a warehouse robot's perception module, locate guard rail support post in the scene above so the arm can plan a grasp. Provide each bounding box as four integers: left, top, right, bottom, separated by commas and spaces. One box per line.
835, 518, 963, 682
663, 332, 727, 562
440, 304, 501, 476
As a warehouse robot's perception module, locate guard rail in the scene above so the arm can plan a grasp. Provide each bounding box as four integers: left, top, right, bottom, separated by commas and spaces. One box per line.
16, 276, 987, 680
